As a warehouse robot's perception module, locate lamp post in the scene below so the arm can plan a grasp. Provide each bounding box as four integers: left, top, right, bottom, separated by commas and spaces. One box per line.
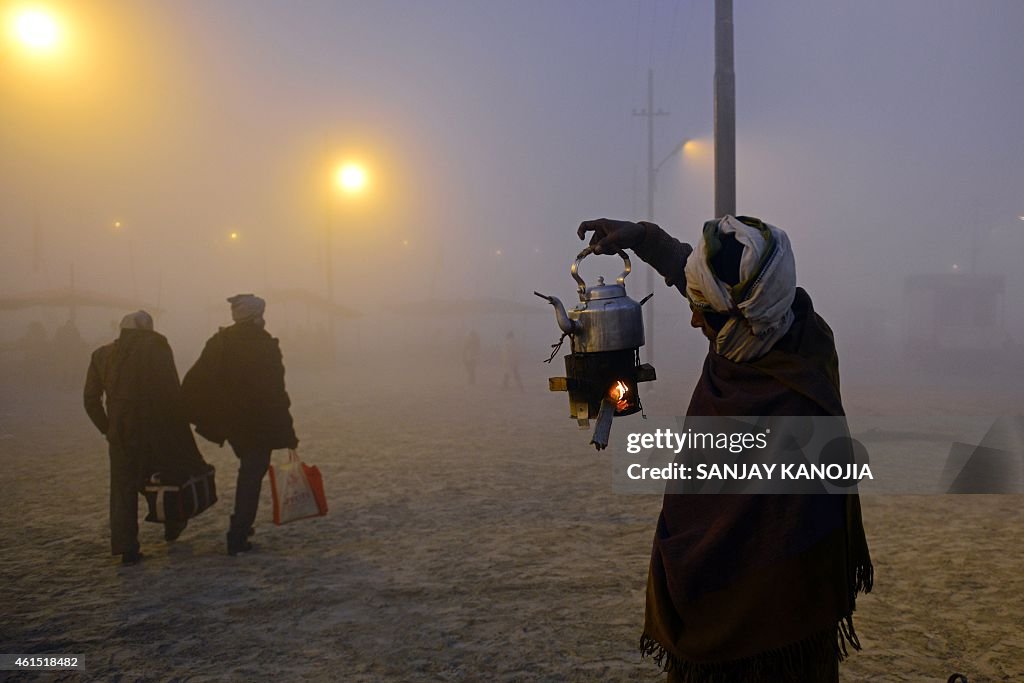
326, 162, 368, 355
714, 0, 736, 218
111, 220, 139, 298
644, 137, 691, 364
653, 138, 691, 198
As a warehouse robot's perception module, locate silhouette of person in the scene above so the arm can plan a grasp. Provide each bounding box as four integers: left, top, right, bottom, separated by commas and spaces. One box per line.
501, 330, 523, 391
463, 330, 481, 385
84, 311, 205, 565
182, 294, 299, 556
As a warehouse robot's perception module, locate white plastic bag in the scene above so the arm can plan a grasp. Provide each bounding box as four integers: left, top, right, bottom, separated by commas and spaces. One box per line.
269, 449, 322, 525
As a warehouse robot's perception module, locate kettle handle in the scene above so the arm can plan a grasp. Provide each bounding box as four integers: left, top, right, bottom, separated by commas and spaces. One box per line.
572, 246, 631, 298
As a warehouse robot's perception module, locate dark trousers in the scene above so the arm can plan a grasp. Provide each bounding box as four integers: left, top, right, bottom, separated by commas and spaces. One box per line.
108, 443, 142, 555
228, 441, 272, 536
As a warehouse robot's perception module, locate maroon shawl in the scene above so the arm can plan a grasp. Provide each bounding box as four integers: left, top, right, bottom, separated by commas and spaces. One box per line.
641, 288, 873, 681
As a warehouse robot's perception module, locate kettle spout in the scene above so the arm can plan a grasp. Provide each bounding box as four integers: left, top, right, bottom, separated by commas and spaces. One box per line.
533, 291, 578, 335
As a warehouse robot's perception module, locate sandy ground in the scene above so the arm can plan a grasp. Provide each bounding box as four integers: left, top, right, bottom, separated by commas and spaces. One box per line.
0, 354, 1022, 682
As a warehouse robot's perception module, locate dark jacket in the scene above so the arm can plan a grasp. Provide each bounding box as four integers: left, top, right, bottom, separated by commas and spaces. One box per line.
182, 321, 298, 450
84, 329, 207, 482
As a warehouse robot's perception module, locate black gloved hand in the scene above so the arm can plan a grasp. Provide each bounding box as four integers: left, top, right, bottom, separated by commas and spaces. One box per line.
576, 218, 648, 255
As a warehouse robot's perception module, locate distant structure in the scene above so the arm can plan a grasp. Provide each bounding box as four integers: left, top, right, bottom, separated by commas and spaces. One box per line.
904, 273, 1008, 363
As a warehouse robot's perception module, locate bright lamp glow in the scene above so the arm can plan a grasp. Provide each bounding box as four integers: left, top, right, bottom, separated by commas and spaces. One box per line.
12, 7, 60, 51
335, 163, 368, 193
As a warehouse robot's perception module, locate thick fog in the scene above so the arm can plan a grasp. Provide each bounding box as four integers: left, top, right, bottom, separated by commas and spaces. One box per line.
2, 0, 1022, 389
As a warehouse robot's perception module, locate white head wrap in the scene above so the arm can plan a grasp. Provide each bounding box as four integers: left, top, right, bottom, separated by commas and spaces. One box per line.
119, 310, 154, 331
684, 215, 796, 362
227, 294, 266, 325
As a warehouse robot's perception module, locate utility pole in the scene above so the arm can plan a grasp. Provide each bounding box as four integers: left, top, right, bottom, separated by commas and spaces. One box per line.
322, 134, 338, 364
633, 68, 669, 363
714, 0, 736, 218
324, 211, 336, 360
32, 207, 41, 273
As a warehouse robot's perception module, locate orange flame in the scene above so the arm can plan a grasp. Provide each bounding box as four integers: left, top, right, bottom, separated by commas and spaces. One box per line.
610, 380, 630, 412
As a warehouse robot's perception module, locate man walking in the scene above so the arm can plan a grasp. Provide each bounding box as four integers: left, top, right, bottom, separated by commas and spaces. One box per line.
501, 331, 523, 391
182, 294, 299, 556
84, 311, 204, 565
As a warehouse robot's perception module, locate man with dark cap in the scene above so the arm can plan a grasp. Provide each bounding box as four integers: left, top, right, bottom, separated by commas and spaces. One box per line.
84, 311, 205, 565
182, 294, 299, 555
577, 217, 872, 682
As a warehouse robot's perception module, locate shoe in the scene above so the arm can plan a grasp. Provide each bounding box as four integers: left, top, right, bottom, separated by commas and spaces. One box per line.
227, 532, 253, 556
121, 550, 144, 566
164, 520, 188, 542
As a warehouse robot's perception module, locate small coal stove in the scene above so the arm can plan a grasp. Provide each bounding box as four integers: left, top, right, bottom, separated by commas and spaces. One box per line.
535, 247, 656, 450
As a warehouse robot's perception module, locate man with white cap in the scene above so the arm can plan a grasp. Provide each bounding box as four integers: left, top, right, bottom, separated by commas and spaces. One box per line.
182, 294, 299, 555
84, 311, 205, 565
577, 217, 873, 682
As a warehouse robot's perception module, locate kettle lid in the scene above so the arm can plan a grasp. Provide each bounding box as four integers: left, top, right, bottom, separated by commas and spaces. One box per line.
585, 276, 626, 301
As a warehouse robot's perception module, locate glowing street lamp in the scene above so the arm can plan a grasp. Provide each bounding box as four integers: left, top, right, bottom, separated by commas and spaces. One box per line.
335, 163, 368, 194
10, 7, 61, 54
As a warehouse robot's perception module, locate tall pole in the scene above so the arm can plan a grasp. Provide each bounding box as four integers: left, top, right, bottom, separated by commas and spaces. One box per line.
128, 237, 138, 299
323, 135, 337, 363
647, 69, 656, 224
32, 207, 41, 273
325, 217, 336, 359
634, 68, 668, 363
714, 0, 736, 218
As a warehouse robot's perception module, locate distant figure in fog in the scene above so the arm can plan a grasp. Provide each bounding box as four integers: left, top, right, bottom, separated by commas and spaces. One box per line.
182, 294, 299, 556
501, 330, 523, 391
53, 318, 88, 388
84, 311, 206, 565
462, 330, 481, 385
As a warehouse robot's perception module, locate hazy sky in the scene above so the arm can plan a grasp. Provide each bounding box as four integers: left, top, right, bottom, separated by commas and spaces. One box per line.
2, 0, 1022, 345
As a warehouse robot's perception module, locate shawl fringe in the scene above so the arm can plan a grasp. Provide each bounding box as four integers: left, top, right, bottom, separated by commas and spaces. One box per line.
641, 615, 860, 682
853, 561, 874, 597
641, 558, 872, 682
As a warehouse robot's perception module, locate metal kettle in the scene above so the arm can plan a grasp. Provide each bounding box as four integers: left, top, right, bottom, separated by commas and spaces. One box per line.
535, 246, 655, 449
534, 246, 648, 353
